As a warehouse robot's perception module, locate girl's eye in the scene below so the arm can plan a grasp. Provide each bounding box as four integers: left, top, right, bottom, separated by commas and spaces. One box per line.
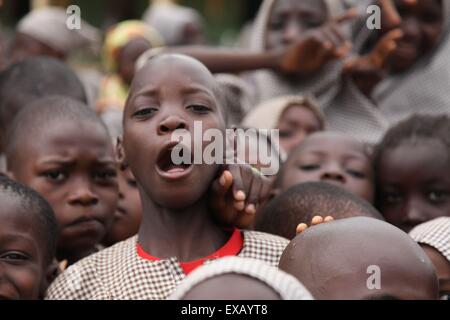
269, 20, 284, 30
133, 107, 157, 118
94, 170, 117, 182
279, 130, 293, 138
299, 164, 320, 171
427, 190, 448, 203
347, 169, 366, 179
127, 178, 138, 188
187, 104, 211, 114
44, 171, 66, 182
0, 252, 29, 262
383, 192, 403, 205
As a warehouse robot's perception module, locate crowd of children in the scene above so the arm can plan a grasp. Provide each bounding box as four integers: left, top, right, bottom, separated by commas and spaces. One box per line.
0, 0, 449, 300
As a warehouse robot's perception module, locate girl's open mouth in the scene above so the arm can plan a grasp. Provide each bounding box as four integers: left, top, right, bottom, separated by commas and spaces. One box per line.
155, 142, 194, 180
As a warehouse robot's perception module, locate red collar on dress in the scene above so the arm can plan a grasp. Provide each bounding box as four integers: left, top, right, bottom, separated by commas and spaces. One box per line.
136, 228, 244, 275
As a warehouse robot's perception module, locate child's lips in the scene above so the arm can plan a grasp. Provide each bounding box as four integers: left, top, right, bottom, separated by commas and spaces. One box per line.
155, 141, 194, 181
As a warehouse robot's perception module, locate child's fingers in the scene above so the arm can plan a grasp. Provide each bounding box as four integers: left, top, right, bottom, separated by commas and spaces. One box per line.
227, 164, 246, 202
333, 7, 359, 24
296, 223, 308, 234
324, 216, 335, 222
379, 0, 402, 29
372, 29, 403, 67
311, 216, 324, 225
245, 173, 262, 215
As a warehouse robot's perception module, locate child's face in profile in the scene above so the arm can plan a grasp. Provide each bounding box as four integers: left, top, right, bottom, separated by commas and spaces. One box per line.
123, 55, 226, 210
103, 166, 142, 245
277, 104, 322, 155
181, 274, 281, 300
377, 139, 450, 232
279, 132, 374, 203
11, 121, 118, 261
383, 0, 443, 73
266, 0, 327, 51
0, 194, 49, 300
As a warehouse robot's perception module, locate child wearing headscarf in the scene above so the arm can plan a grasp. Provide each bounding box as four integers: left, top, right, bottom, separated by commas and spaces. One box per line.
9, 6, 100, 64
142, 0, 206, 46
168, 257, 313, 300
335, 0, 450, 137
410, 217, 450, 300
242, 95, 325, 157
96, 20, 163, 113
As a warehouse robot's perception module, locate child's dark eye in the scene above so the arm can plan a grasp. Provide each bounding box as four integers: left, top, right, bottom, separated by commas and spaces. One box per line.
127, 178, 138, 188
132, 107, 157, 118
299, 164, 320, 171
427, 190, 449, 204
43, 170, 66, 182
187, 104, 211, 114
0, 252, 30, 263
269, 19, 284, 31
382, 192, 403, 205
279, 130, 293, 138
347, 169, 366, 179
93, 170, 117, 182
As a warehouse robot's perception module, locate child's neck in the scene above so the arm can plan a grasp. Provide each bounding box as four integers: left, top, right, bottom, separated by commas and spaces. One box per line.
138, 196, 229, 263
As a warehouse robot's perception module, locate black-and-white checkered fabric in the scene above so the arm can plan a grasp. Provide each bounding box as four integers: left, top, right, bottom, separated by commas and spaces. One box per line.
45, 231, 288, 300
409, 217, 450, 261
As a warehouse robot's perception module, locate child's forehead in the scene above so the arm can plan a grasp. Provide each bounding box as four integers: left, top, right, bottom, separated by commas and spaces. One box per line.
295, 133, 367, 157
132, 55, 216, 93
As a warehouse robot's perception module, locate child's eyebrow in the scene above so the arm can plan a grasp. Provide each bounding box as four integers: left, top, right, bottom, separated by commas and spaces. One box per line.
36, 157, 75, 166
0, 232, 36, 245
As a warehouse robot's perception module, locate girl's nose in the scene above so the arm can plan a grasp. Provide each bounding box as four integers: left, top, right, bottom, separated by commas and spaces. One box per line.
158, 115, 187, 135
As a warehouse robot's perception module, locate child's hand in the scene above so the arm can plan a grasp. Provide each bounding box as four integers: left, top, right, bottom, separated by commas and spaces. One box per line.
296, 216, 335, 234
209, 164, 272, 229
343, 28, 403, 96
279, 8, 357, 75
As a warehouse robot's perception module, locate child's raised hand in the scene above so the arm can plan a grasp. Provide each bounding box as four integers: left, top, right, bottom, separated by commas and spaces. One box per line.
278, 8, 357, 75
209, 163, 272, 229
343, 28, 403, 96
296, 215, 335, 234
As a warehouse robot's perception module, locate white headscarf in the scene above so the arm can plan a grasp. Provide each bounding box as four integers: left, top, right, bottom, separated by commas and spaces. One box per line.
168, 257, 314, 300
142, 2, 204, 46
17, 6, 100, 54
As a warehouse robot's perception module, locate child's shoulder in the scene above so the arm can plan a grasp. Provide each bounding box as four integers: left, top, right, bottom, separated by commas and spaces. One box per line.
46, 236, 138, 300
239, 230, 289, 267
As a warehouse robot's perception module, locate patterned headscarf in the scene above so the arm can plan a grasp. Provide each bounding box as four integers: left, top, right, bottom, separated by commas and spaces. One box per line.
409, 217, 450, 261
168, 257, 313, 300
103, 20, 164, 73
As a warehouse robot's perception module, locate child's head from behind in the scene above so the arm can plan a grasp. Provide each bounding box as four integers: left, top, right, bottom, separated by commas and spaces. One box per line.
6, 96, 118, 263
0, 57, 87, 152
275, 131, 374, 203
0, 176, 58, 300
279, 217, 438, 300
122, 54, 226, 210
168, 257, 313, 300
255, 181, 384, 239
409, 217, 450, 300
374, 115, 450, 232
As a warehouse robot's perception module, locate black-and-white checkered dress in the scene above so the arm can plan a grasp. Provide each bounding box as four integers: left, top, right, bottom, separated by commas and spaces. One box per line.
45, 231, 288, 300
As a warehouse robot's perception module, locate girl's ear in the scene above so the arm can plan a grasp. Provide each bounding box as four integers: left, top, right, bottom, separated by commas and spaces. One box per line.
116, 136, 128, 170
